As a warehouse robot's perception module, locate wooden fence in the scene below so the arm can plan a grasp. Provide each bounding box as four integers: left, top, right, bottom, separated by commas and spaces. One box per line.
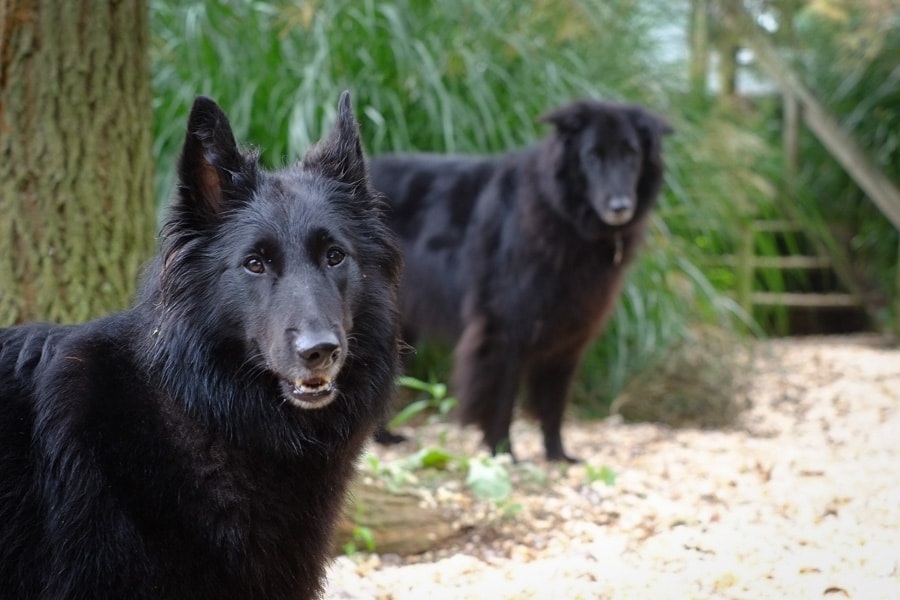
729, 8, 900, 336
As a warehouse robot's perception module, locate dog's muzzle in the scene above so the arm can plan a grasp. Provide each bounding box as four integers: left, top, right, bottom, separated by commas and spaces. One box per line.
281, 377, 338, 409
597, 194, 635, 226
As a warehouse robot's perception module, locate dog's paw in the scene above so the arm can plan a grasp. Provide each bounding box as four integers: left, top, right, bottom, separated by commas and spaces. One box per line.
373, 426, 407, 445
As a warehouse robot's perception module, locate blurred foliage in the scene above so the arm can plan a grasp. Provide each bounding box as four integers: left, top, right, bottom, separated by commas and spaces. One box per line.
150, 0, 670, 203
775, 0, 900, 329
148, 0, 806, 414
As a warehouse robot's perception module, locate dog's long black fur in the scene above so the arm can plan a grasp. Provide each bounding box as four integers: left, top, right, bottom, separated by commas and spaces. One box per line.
370, 99, 671, 462
0, 92, 401, 599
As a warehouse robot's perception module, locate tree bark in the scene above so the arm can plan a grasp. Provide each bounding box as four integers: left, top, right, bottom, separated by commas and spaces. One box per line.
712, 0, 740, 99
0, 0, 155, 325
688, 0, 710, 99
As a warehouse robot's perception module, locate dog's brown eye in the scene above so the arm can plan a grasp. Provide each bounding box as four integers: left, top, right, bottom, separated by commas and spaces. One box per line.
326, 247, 345, 267
244, 256, 266, 274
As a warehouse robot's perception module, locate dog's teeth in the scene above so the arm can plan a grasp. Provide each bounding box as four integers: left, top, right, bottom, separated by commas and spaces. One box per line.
294, 379, 329, 393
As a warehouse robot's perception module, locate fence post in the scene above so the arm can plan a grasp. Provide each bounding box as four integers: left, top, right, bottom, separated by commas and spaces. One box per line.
737, 223, 754, 314
783, 92, 799, 185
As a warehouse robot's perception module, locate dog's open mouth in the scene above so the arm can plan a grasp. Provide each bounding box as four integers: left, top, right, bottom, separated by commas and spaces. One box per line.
281, 377, 337, 410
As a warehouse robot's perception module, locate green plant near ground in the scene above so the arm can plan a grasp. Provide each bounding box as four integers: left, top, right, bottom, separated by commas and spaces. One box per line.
464, 456, 513, 503
364, 443, 522, 506
585, 464, 617, 486
388, 376, 457, 430
342, 525, 376, 555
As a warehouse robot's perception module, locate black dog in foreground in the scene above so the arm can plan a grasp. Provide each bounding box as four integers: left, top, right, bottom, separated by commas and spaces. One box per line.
0, 92, 401, 599
371, 99, 671, 462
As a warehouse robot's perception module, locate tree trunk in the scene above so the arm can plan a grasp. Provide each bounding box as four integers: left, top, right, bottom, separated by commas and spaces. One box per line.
711, 0, 740, 99
688, 0, 710, 99
0, 0, 155, 325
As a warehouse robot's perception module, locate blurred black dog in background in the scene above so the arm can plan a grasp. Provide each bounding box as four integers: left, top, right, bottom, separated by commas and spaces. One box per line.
371, 99, 671, 462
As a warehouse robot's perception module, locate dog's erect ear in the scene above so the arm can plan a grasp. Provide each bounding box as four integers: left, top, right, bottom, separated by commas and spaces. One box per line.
538, 101, 589, 135
627, 107, 673, 164
628, 107, 673, 138
177, 96, 254, 224
302, 91, 367, 189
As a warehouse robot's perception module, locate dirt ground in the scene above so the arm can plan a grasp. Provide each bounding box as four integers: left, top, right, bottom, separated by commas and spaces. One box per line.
324, 335, 900, 599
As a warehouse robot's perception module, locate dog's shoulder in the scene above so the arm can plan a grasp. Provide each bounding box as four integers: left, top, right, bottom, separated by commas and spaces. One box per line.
0, 313, 143, 415
1, 322, 84, 403
1, 322, 62, 383
371, 153, 497, 200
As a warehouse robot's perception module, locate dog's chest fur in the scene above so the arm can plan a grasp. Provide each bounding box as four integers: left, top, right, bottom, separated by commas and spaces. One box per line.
459, 178, 642, 351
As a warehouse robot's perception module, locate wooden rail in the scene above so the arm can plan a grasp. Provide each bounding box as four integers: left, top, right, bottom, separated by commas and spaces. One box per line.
751, 292, 860, 308
731, 220, 862, 315
731, 11, 900, 230
727, 8, 900, 337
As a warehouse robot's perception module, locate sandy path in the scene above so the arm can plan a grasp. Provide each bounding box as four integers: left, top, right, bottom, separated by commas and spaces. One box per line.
325, 335, 900, 599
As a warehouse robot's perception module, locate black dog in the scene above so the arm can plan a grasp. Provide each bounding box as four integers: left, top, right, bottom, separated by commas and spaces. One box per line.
0, 92, 401, 599
370, 99, 671, 462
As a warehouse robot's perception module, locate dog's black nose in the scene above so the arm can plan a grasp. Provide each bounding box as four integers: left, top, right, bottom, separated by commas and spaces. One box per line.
608, 195, 633, 214
290, 331, 341, 370
299, 342, 340, 370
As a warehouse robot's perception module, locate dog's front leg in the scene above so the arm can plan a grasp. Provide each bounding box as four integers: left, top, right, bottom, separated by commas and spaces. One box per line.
452, 318, 522, 460
525, 354, 582, 463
